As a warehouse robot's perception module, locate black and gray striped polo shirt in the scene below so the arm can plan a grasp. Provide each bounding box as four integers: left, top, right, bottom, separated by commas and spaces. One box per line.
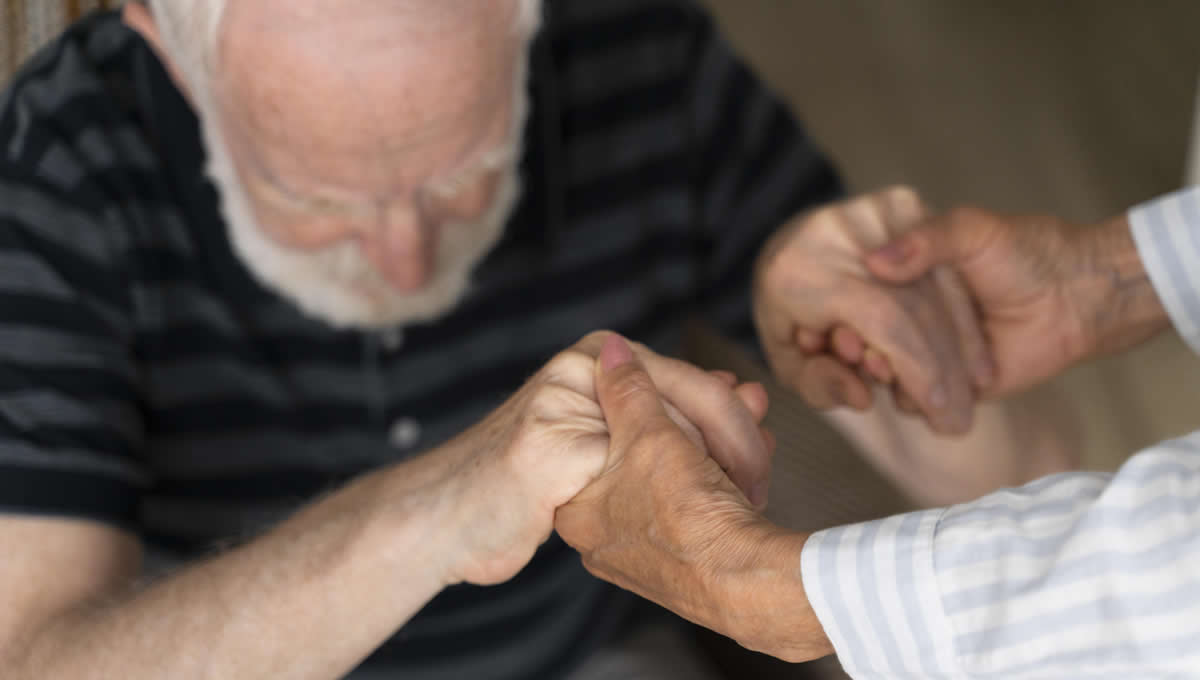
0, 2, 840, 678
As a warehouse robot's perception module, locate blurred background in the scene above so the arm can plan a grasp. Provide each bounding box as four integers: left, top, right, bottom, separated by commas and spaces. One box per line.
702, 0, 1200, 473
5, 2, 1200, 676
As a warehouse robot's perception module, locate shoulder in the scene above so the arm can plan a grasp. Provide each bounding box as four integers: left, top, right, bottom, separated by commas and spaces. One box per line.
0, 13, 166, 272
1, 12, 156, 201
544, 0, 719, 122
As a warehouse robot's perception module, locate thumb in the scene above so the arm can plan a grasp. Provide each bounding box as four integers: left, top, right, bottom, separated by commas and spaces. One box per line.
594, 334, 680, 452
866, 210, 981, 284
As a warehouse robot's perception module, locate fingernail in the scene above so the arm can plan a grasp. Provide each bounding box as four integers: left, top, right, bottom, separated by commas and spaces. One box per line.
600, 335, 634, 371
751, 481, 770, 509
872, 239, 914, 264
930, 384, 949, 410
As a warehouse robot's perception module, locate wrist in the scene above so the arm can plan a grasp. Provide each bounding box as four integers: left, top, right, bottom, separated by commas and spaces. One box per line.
708, 522, 833, 663
371, 447, 471, 588
1069, 214, 1170, 361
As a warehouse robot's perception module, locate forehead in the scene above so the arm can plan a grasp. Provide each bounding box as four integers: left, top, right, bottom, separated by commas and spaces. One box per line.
216, 0, 523, 187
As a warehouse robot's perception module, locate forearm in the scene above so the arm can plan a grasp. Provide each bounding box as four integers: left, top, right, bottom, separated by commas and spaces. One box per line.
824, 392, 1079, 506
10, 459, 460, 680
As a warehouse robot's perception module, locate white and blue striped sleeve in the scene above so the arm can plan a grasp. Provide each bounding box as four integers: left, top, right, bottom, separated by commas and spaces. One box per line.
798, 185, 1200, 678
1129, 185, 1200, 355
800, 440, 1200, 678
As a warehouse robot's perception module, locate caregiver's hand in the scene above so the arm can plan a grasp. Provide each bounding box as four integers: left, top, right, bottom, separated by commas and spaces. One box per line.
864, 207, 1169, 396
556, 336, 831, 663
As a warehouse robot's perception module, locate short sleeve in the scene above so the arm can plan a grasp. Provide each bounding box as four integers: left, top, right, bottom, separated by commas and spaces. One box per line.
0, 159, 147, 529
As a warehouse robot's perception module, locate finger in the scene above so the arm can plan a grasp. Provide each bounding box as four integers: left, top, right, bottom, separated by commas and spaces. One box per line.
794, 327, 825, 353
856, 363, 878, 388
866, 207, 992, 284
782, 353, 874, 411
904, 281, 975, 434
594, 335, 680, 448
934, 266, 995, 391
831, 283, 972, 434
894, 387, 922, 415
663, 401, 707, 451
878, 185, 930, 234
831, 325, 866, 364
710, 370, 739, 387
862, 347, 894, 384
734, 382, 770, 423
761, 427, 777, 459
623, 343, 772, 506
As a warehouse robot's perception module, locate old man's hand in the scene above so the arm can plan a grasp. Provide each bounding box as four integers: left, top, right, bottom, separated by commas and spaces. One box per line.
753, 187, 991, 434
440, 332, 772, 587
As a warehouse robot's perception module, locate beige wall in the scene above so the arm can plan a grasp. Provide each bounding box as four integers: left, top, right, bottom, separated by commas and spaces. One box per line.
701, 0, 1200, 470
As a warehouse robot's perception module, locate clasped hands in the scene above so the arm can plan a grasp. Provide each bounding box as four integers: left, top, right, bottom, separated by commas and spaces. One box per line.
437, 186, 1147, 662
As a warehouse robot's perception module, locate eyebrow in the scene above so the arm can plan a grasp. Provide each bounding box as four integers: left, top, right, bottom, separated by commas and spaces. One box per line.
256, 137, 516, 213
426, 143, 517, 196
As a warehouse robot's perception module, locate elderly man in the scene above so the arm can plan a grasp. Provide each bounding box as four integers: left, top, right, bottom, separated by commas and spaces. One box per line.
0, 1, 1067, 678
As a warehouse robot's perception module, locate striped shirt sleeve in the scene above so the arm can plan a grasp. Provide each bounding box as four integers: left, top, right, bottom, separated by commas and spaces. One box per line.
1129, 185, 1200, 356
801, 437, 1200, 678
0, 56, 149, 528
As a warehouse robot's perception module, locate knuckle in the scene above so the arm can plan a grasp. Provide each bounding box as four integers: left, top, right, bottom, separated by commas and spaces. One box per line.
542, 349, 591, 384
798, 209, 850, 248
886, 185, 926, 216
527, 382, 581, 417
578, 329, 615, 350
947, 204, 987, 226
884, 184, 920, 203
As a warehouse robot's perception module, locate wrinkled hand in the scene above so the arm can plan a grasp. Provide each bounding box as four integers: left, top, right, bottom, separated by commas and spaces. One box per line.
443, 332, 772, 587
753, 187, 991, 434
862, 207, 1164, 396
556, 336, 832, 663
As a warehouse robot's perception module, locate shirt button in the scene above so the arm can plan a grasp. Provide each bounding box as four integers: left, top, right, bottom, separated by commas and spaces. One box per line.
381, 328, 405, 352
389, 418, 422, 449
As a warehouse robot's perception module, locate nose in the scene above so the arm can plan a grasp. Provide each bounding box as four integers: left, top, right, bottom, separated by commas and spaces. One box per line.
359, 204, 436, 292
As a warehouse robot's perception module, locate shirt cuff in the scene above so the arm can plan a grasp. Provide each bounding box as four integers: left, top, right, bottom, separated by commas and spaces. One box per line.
801, 508, 961, 679
1129, 186, 1200, 356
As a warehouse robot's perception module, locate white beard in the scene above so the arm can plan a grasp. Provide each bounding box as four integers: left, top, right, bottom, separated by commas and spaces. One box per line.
210, 145, 519, 329
198, 115, 521, 329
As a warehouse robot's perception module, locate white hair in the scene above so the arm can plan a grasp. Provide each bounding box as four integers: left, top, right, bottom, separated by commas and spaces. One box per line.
143, 0, 227, 88
146, 0, 540, 89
